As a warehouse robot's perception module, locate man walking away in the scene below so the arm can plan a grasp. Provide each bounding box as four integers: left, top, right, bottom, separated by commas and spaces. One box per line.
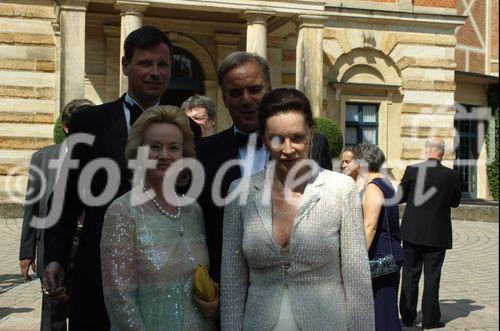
398, 137, 461, 329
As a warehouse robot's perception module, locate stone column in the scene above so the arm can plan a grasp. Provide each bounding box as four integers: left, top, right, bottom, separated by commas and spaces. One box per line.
103, 25, 120, 101
203, 79, 218, 130
267, 37, 285, 89
59, 0, 89, 112
241, 10, 273, 59
204, 80, 218, 108
214, 33, 241, 131
114, 1, 149, 95
51, 21, 61, 117
295, 15, 326, 117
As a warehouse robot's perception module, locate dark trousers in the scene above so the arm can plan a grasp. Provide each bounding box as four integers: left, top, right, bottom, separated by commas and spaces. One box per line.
68, 244, 110, 331
373, 262, 403, 331
399, 242, 446, 326
40, 280, 68, 331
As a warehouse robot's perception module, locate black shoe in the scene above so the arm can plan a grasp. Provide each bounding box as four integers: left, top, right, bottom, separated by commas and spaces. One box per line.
422, 322, 446, 329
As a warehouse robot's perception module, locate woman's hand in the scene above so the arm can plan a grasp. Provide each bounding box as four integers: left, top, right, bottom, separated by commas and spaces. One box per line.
194, 282, 219, 318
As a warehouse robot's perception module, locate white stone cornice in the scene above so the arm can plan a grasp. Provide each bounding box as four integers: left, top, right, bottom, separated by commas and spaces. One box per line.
114, 1, 149, 14
240, 10, 275, 24
122, 0, 324, 16
59, 0, 89, 11
324, 6, 466, 30
214, 33, 241, 45
296, 14, 327, 29
103, 25, 120, 38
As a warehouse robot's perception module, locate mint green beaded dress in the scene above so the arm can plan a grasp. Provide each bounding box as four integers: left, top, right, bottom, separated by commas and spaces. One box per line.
101, 191, 215, 331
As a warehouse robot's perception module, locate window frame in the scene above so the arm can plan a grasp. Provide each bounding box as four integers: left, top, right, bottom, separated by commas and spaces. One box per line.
345, 102, 380, 146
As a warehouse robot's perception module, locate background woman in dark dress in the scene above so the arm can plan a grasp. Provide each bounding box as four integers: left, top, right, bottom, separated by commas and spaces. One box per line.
356, 143, 405, 331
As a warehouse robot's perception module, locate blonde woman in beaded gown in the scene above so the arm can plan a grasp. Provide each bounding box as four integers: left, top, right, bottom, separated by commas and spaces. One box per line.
101, 106, 217, 331
220, 89, 375, 331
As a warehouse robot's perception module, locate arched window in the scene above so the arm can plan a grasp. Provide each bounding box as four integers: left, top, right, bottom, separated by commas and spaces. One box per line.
161, 46, 206, 106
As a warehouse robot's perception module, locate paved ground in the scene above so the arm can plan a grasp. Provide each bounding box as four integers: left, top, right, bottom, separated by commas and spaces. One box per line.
0, 218, 498, 330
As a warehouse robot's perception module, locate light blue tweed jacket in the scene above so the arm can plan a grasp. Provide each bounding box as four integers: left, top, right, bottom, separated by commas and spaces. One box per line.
221, 169, 375, 331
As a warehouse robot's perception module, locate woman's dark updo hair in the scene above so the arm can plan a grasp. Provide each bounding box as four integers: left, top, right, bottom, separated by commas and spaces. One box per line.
258, 88, 315, 135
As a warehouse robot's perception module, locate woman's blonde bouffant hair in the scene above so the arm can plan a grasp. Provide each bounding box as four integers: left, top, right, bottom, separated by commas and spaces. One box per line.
125, 105, 196, 161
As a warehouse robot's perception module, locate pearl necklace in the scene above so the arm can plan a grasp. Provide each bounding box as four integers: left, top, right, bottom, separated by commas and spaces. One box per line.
142, 183, 181, 220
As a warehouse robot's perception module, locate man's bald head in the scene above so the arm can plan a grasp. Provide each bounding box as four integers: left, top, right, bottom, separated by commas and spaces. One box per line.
425, 137, 445, 160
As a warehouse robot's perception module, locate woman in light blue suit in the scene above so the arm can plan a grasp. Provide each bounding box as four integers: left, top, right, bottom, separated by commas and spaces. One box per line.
221, 88, 374, 331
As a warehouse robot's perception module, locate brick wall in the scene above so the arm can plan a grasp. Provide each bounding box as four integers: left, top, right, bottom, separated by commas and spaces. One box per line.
456, 0, 499, 75
492, 0, 499, 74
413, 0, 456, 7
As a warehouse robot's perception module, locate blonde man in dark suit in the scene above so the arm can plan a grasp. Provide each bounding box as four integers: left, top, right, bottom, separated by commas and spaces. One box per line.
42, 26, 173, 331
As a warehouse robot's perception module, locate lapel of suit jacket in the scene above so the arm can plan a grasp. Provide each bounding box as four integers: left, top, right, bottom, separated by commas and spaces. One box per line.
252, 171, 280, 253
218, 127, 242, 196
102, 96, 128, 173
251, 169, 324, 249
40, 144, 63, 217
294, 171, 323, 229
45, 144, 62, 195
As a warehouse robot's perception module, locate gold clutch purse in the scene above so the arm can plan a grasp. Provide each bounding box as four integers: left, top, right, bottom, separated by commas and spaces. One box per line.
194, 264, 216, 301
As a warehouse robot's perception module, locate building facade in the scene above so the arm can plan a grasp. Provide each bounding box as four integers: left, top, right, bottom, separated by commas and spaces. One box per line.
0, 0, 498, 202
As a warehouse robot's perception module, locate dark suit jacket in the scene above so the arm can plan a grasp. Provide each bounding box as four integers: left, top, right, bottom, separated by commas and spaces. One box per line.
398, 159, 461, 249
196, 127, 332, 281
19, 144, 63, 278
44, 96, 130, 329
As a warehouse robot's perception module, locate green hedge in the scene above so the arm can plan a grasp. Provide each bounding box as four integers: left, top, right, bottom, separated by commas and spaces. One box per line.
314, 117, 343, 158
53, 114, 66, 144
486, 84, 498, 201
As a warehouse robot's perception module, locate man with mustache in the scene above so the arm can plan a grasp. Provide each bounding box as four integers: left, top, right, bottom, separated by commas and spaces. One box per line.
42, 26, 174, 331
197, 52, 332, 284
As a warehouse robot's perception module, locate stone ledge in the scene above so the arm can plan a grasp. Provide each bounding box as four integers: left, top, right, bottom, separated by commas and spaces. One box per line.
0, 111, 54, 124
397, 57, 456, 70
0, 201, 24, 219
0, 85, 54, 99
401, 126, 455, 138
0, 32, 54, 46
402, 80, 456, 91
402, 104, 455, 114
0, 137, 53, 150
399, 203, 499, 223
36, 60, 55, 72
0, 149, 33, 176
0, 164, 28, 176
384, 34, 455, 56
0, 4, 55, 19
0, 58, 55, 72
35, 87, 54, 99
